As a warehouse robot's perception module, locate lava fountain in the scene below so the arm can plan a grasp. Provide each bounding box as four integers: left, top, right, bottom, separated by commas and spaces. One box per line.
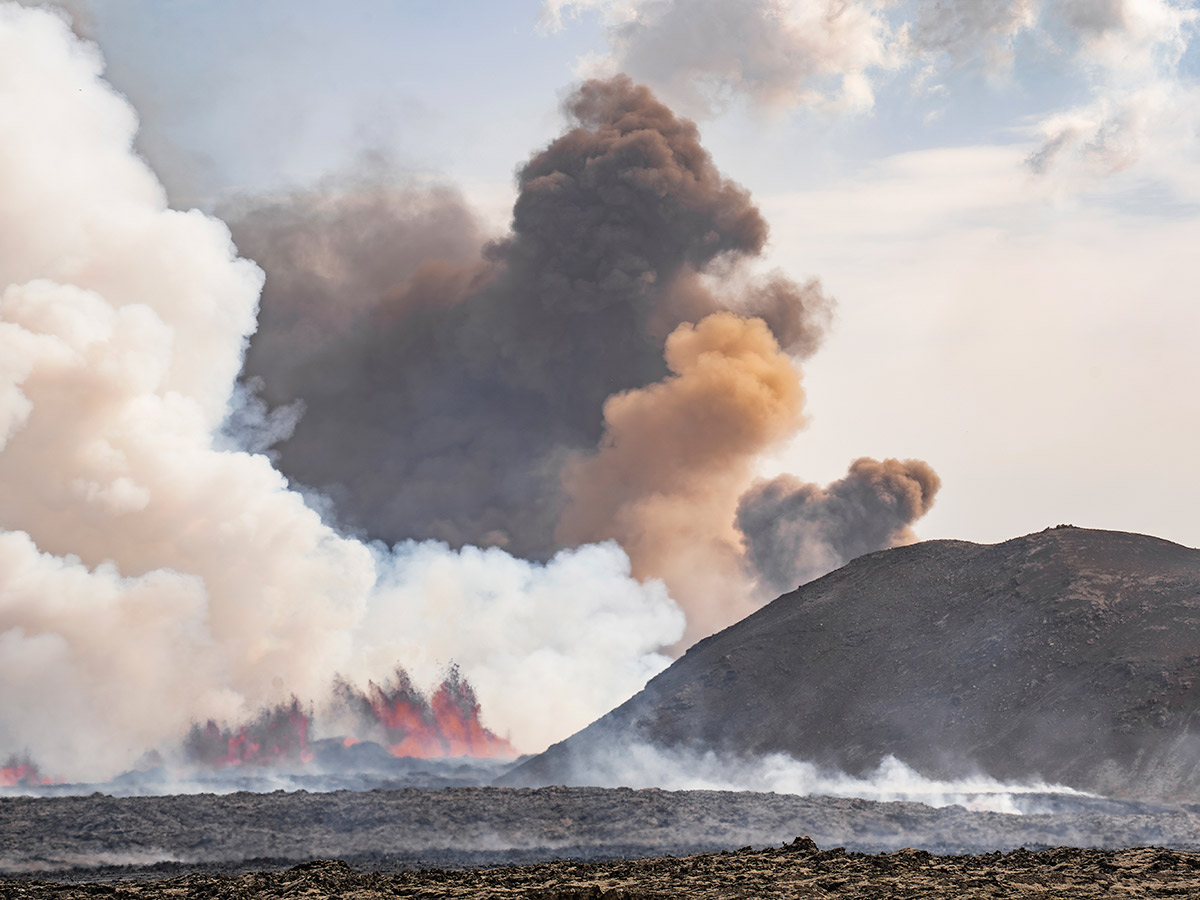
338, 667, 516, 759
183, 698, 314, 768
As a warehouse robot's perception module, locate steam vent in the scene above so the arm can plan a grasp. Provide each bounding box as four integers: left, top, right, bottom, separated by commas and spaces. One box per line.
507, 527, 1200, 801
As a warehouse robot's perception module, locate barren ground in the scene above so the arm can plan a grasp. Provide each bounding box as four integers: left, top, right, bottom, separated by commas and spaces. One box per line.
3, 785, 1200, 886
7, 842, 1200, 898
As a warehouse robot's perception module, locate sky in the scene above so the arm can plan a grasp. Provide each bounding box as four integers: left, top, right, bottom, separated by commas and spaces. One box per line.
57, 0, 1198, 550
1, 0, 1198, 780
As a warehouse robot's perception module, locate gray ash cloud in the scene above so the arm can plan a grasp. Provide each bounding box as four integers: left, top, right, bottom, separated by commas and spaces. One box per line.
230, 76, 832, 559
737, 458, 942, 594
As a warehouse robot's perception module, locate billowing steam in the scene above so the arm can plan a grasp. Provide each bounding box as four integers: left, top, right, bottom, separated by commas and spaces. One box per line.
738, 458, 942, 595
0, 6, 680, 781
0, 4, 938, 783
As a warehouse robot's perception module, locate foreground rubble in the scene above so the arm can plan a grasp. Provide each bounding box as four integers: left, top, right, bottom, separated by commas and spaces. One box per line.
7, 840, 1200, 898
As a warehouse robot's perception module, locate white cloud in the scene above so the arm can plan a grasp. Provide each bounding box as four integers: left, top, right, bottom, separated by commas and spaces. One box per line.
545, 0, 903, 115
546, 0, 1200, 182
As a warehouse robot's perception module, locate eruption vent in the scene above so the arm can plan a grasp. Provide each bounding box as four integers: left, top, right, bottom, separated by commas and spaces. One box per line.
183, 698, 313, 768
1, 756, 56, 787
336, 667, 516, 760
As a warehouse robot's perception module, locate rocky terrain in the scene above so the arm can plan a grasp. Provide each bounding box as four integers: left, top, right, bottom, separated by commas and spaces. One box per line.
3, 785, 1200, 881
9, 840, 1200, 898
6, 528, 1200, 895
507, 527, 1200, 800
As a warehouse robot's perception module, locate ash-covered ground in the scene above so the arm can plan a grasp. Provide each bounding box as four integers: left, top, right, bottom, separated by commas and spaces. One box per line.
3, 785, 1200, 882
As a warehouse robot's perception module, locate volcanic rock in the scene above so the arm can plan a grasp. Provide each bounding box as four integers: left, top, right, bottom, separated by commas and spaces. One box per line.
13, 844, 1200, 899
505, 527, 1200, 800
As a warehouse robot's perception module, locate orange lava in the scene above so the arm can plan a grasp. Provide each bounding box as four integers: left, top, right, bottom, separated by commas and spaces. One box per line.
185, 697, 314, 768
1, 758, 56, 787
356, 666, 516, 759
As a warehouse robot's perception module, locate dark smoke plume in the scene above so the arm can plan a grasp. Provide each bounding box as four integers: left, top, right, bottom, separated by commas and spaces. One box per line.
737, 458, 942, 594
231, 76, 832, 559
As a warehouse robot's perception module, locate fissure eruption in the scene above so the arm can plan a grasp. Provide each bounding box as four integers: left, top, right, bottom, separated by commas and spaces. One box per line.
0, 4, 937, 785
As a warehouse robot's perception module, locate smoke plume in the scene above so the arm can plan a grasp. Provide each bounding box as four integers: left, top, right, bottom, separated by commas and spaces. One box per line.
557, 313, 808, 641
737, 458, 942, 595
231, 75, 832, 559
0, 5, 683, 781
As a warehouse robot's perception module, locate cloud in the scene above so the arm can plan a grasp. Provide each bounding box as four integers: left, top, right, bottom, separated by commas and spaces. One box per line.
1029, 0, 1200, 178
545, 0, 901, 114
545, 0, 1200, 182
911, 0, 1037, 73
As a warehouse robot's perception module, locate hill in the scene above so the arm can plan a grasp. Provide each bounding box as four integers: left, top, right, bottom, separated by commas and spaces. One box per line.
504, 527, 1200, 800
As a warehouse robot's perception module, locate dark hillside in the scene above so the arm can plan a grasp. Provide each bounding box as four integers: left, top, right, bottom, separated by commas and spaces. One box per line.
506, 527, 1200, 799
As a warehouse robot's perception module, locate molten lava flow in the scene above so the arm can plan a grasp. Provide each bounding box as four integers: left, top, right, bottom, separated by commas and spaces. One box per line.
1, 757, 56, 787
340, 666, 516, 759
184, 697, 314, 768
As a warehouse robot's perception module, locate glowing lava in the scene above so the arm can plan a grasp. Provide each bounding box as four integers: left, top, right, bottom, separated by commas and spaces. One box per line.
184, 697, 314, 767
342, 666, 516, 759
1, 757, 56, 787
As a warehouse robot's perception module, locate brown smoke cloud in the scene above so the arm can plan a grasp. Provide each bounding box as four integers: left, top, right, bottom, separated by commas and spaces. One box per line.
231, 75, 831, 559
557, 312, 807, 641
230, 182, 491, 404
736, 458, 942, 595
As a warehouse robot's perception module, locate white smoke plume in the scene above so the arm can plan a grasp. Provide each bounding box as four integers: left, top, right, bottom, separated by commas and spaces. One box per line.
519, 740, 1087, 815
0, 4, 684, 782
11, 0, 90, 35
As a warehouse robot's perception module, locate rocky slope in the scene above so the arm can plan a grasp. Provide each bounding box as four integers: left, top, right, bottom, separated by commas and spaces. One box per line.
505, 527, 1200, 800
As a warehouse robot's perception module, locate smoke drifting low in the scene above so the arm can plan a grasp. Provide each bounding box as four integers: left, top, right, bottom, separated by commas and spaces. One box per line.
738, 458, 942, 595
515, 740, 1083, 815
